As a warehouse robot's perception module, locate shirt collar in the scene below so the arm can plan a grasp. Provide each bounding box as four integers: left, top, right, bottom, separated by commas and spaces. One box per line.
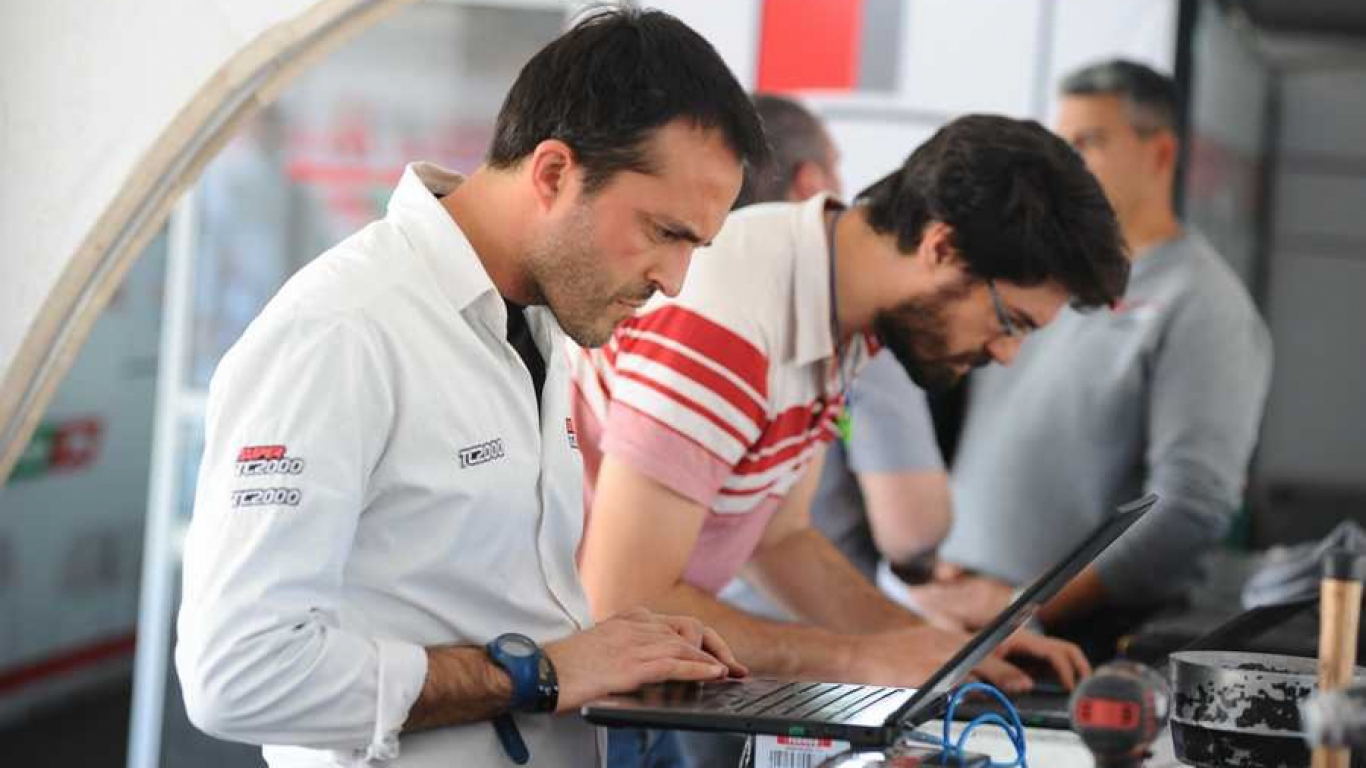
1128, 229, 1190, 282
384, 161, 566, 353
790, 192, 841, 367
385, 161, 498, 316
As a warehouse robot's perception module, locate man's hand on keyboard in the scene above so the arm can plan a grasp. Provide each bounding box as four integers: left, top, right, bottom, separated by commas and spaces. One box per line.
992, 629, 1091, 691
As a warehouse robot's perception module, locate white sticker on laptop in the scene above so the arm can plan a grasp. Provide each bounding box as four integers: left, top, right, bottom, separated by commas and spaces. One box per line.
755, 735, 850, 767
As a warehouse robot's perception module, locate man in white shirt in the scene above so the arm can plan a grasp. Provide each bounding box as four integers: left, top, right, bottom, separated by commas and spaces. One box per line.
175, 9, 768, 767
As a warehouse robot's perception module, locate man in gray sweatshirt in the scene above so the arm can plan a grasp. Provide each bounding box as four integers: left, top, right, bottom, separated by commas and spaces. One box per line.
910, 60, 1273, 659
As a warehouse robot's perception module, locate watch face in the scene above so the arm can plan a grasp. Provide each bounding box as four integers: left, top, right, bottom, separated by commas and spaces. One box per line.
497, 633, 537, 658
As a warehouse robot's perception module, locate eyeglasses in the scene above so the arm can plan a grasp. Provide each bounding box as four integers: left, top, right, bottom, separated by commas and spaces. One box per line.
986, 279, 1021, 338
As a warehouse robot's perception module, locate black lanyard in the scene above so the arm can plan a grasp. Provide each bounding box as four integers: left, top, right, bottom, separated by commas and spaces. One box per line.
504, 299, 546, 415
827, 208, 856, 444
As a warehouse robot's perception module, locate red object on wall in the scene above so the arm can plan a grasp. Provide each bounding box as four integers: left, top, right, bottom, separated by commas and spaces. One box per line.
49, 417, 102, 472
757, 0, 864, 92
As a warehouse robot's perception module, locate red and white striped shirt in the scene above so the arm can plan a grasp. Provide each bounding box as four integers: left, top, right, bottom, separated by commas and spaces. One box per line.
570, 194, 875, 594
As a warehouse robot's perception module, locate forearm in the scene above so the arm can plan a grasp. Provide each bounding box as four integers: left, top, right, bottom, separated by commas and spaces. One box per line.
580, 455, 709, 621
410, 608, 754, 730
860, 470, 952, 565
645, 581, 862, 681
747, 527, 922, 633
1096, 480, 1231, 603
403, 646, 513, 732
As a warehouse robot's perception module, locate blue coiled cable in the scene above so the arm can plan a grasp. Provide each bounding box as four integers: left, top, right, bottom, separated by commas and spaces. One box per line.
912, 682, 1029, 767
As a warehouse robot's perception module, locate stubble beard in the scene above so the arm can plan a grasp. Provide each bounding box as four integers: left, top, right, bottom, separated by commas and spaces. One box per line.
873, 278, 986, 394
525, 205, 643, 349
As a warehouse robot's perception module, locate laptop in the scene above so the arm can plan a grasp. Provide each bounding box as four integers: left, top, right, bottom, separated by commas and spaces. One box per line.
582, 493, 1158, 747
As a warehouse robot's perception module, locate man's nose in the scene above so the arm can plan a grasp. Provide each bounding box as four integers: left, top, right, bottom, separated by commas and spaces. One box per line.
650, 245, 694, 298
987, 335, 1024, 366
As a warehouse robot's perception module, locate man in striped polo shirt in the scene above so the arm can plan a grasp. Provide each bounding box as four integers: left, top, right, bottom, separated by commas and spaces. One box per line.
570, 115, 1130, 701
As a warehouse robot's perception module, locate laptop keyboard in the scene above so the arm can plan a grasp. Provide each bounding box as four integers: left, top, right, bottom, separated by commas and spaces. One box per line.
702, 680, 902, 722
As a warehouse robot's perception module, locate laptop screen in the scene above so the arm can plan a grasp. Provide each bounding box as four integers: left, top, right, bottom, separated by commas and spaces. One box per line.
892, 493, 1158, 726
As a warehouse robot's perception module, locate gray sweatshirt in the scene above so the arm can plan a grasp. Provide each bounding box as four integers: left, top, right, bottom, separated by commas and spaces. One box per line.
940, 230, 1272, 603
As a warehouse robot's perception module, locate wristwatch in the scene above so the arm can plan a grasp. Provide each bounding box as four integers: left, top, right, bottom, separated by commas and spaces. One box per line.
890, 548, 939, 585
485, 633, 559, 765
486, 632, 559, 712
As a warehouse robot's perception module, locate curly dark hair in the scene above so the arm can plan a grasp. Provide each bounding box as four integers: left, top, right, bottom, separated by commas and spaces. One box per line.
857, 114, 1129, 308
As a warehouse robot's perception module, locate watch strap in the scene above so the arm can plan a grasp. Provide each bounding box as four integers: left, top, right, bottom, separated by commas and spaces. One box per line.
492, 713, 529, 765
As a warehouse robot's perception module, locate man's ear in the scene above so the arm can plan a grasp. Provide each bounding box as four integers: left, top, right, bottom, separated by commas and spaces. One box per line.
789, 161, 828, 201
529, 139, 576, 213
921, 221, 957, 266
1151, 130, 1179, 175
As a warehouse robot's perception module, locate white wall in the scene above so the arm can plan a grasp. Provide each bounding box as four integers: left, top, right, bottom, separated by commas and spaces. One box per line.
643, 0, 762, 88
647, 1, 1177, 198
819, 0, 1177, 198
897, 0, 1046, 118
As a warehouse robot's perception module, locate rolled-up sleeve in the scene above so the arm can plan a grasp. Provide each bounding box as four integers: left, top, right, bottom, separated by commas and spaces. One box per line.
1096, 293, 1273, 602
175, 306, 427, 760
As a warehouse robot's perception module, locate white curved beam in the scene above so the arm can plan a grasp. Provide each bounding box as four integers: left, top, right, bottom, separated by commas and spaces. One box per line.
0, 0, 417, 484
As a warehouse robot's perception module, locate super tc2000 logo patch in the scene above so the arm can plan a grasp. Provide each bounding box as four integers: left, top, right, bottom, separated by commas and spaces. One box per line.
232, 444, 305, 508
237, 444, 306, 477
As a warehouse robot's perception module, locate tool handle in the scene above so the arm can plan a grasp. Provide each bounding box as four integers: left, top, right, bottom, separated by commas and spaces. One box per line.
1313, 551, 1364, 768
1320, 579, 1364, 689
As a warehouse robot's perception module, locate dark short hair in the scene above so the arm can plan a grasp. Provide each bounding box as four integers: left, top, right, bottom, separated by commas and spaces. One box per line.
1061, 59, 1179, 136
856, 114, 1129, 309
734, 94, 830, 208
488, 7, 769, 194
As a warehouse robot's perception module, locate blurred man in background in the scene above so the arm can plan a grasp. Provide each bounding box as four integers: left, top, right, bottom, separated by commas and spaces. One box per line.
915, 60, 1273, 661
732, 93, 843, 207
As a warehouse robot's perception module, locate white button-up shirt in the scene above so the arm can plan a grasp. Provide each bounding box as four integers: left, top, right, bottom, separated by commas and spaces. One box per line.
176, 162, 597, 767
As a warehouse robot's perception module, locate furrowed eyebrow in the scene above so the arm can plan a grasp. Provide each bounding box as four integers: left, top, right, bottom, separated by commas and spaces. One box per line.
643, 212, 707, 246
